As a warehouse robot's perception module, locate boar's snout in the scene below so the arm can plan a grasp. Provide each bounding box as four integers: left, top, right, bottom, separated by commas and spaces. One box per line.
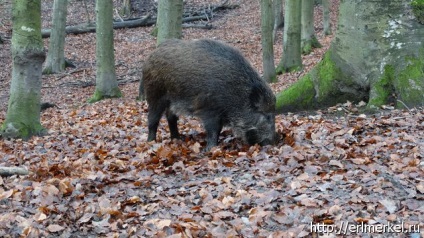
244, 113, 276, 146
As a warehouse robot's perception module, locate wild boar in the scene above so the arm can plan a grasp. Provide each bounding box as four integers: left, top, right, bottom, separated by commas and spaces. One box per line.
141, 39, 276, 150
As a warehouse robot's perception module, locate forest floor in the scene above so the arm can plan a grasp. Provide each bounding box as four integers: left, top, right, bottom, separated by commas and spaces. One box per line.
0, 0, 423, 237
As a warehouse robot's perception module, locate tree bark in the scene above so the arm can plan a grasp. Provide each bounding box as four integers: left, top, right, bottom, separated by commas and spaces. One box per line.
156, 0, 183, 46
1, 0, 45, 139
121, 0, 132, 17
276, 0, 302, 73
89, 0, 122, 103
261, 0, 276, 83
276, 0, 424, 112
322, 0, 331, 35
301, 0, 321, 54
272, 0, 284, 42
43, 0, 68, 74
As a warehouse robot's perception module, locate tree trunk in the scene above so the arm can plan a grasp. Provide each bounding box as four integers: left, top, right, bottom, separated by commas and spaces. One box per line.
156, 0, 183, 46
1, 0, 45, 139
322, 0, 331, 35
89, 0, 122, 103
261, 0, 276, 83
121, 0, 132, 17
301, 0, 321, 54
43, 0, 68, 74
276, 0, 302, 73
276, 0, 424, 112
272, 0, 284, 42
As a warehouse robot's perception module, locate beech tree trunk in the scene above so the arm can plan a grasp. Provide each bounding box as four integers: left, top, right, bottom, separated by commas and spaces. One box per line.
156, 0, 183, 46
301, 0, 321, 54
276, 0, 424, 112
89, 0, 122, 103
272, 0, 284, 42
322, 0, 331, 35
1, 0, 45, 139
43, 0, 68, 74
260, 0, 276, 83
276, 0, 302, 73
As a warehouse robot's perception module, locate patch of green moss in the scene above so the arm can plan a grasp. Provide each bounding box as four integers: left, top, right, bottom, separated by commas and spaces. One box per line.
276, 74, 316, 112
312, 51, 360, 106
1, 121, 46, 139
315, 51, 340, 98
302, 42, 313, 55
411, 0, 424, 24
394, 54, 424, 108
302, 36, 322, 55
367, 65, 395, 109
88, 87, 123, 103
276, 64, 302, 74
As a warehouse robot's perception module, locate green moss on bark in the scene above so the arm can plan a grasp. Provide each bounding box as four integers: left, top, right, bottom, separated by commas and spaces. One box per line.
1, 122, 45, 139
276, 50, 361, 112
411, 0, 424, 24
276, 64, 302, 74
302, 36, 322, 55
314, 51, 344, 99
276, 74, 315, 112
88, 87, 122, 103
367, 65, 395, 109
394, 55, 424, 108
1, 87, 46, 139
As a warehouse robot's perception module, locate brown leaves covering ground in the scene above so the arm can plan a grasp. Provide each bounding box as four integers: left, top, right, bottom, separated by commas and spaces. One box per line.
0, 0, 424, 237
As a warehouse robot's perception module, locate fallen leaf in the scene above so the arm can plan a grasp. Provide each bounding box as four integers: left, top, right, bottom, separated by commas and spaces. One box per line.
47, 224, 65, 232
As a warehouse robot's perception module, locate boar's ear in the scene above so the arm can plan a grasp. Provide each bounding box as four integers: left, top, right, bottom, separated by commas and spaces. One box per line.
249, 82, 265, 110
246, 128, 259, 145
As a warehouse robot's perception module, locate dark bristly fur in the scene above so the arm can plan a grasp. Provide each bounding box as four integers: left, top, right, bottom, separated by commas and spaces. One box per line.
141, 39, 276, 150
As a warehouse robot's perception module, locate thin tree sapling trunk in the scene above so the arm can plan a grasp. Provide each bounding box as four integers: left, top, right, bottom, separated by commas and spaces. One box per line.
261, 0, 276, 83
43, 0, 68, 74
276, 0, 302, 73
301, 0, 321, 54
89, 0, 122, 103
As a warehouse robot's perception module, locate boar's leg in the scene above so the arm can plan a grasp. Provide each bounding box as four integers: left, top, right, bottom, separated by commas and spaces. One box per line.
147, 101, 168, 141
202, 116, 223, 150
165, 109, 179, 139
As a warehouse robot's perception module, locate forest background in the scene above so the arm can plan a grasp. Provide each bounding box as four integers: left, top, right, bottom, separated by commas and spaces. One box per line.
0, 0, 423, 237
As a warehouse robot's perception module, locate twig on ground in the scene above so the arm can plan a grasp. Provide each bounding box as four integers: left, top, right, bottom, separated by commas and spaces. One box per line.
0, 166, 29, 176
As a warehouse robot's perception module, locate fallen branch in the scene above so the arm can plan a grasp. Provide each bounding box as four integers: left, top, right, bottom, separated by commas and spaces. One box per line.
182, 23, 213, 29
42, 15, 152, 38
0, 167, 29, 176
55, 67, 91, 81
117, 78, 139, 85
57, 77, 138, 88
41, 2, 238, 38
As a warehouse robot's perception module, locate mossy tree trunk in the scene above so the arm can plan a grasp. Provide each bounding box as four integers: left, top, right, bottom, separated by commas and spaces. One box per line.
276, 0, 302, 73
276, 0, 424, 112
1, 0, 46, 139
260, 0, 276, 83
301, 0, 321, 54
43, 0, 68, 74
156, 0, 183, 46
89, 0, 122, 103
